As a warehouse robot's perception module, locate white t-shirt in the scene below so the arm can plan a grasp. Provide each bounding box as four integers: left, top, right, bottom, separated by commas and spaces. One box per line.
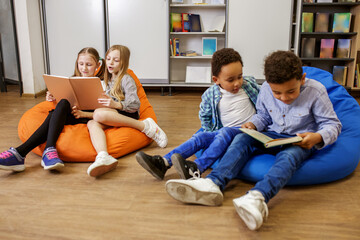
218, 87, 256, 127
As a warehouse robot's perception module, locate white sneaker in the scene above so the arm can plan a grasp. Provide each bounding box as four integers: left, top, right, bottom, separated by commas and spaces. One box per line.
232, 190, 268, 230
142, 118, 168, 148
165, 178, 223, 206
87, 152, 118, 177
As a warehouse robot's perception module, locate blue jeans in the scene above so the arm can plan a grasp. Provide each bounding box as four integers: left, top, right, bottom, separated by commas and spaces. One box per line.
207, 131, 315, 203
163, 127, 241, 172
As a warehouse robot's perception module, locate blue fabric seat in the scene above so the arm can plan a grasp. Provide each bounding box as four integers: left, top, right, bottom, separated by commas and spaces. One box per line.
200, 66, 360, 185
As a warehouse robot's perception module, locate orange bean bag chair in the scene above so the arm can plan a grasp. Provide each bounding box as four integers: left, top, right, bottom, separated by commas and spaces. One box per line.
18, 69, 155, 162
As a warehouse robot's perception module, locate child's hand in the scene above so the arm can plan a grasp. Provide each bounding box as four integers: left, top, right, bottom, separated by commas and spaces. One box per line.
241, 122, 256, 130
98, 94, 121, 109
71, 106, 86, 119
46, 91, 56, 102
294, 132, 323, 149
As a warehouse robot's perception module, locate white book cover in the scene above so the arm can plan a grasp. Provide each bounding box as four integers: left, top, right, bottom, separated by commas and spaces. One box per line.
185, 66, 211, 83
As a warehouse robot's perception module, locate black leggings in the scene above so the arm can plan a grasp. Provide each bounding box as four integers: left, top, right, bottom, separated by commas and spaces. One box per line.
15, 99, 89, 158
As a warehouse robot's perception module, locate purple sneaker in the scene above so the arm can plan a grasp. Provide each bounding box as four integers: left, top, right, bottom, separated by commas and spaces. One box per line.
41, 147, 64, 170
0, 147, 25, 172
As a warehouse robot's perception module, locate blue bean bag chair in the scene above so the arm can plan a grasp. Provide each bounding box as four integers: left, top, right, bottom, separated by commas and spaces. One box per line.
199, 66, 360, 185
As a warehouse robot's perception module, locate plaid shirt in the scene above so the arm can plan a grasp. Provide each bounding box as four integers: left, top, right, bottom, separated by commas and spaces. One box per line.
199, 76, 260, 132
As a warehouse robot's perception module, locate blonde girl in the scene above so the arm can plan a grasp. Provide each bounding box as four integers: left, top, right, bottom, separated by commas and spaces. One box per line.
0, 47, 105, 172
86, 45, 167, 177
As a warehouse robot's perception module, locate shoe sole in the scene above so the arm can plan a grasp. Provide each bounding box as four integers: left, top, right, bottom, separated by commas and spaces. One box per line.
0, 164, 25, 172
135, 152, 164, 180
171, 154, 191, 180
88, 161, 118, 177
165, 181, 223, 206
233, 199, 263, 230
41, 161, 65, 171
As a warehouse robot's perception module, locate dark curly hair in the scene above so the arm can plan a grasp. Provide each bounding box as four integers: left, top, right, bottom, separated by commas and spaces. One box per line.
264, 50, 303, 84
211, 48, 243, 77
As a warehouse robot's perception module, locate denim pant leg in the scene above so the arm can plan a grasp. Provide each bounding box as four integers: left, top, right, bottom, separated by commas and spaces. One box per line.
163, 131, 218, 166
195, 127, 242, 173
252, 145, 315, 203
206, 133, 259, 190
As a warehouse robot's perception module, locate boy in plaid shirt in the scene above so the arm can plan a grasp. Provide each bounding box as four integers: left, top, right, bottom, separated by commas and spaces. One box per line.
136, 48, 260, 180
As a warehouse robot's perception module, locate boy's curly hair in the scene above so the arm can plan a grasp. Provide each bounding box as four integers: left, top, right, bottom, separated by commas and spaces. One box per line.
211, 48, 243, 77
264, 50, 303, 84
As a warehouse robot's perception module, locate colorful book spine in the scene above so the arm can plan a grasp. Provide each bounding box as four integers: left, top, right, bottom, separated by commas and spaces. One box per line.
336, 39, 351, 58
314, 13, 329, 32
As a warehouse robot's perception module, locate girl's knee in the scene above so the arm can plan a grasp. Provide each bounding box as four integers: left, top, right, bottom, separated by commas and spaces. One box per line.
93, 109, 108, 122
55, 99, 71, 112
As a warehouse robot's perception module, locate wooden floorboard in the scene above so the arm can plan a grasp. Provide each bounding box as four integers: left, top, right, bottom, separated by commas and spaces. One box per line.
0, 86, 359, 240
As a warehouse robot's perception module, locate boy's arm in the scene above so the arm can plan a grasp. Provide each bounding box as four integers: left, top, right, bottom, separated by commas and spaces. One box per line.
310, 90, 342, 149
249, 86, 273, 131
199, 94, 214, 132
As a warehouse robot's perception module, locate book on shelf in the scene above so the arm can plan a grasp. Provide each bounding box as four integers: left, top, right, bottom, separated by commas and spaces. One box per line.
173, 38, 180, 56
303, 0, 314, 2
169, 38, 174, 56
185, 66, 212, 83
316, 0, 333, 2
355, 63, 360, 88
301, 38, 316, 58
202, 37, 217, 56
180, 50, 197, 57
211, 0, 225, 4
43, 74, 104, 110
338, 0, 356, 2
239, 128, 303, 148
332, 66, 348, 85
172, 0, 183, 3
302, 13, 314, 32
314, 13, 329, 32
320, 39, 335, 58
192, 0, 203, 3
182, 13, 190, 32
336, 39, 351, 58
332, 13, 351, 33
208, 15, 226, 32
189, 14, 202, 32
171, 13, 182, 32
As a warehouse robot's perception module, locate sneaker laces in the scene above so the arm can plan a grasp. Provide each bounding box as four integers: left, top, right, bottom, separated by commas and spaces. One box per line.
45, 150, 59, 160
189, 168, 201, 178
0, 151, 13, 159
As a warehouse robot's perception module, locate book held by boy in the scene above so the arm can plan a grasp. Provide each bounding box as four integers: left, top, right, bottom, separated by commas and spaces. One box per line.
43, 74, 104, 110
239, 128, 303, 148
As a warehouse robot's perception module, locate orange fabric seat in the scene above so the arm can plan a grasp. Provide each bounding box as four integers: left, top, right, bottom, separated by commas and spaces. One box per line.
17, 69, 155, 162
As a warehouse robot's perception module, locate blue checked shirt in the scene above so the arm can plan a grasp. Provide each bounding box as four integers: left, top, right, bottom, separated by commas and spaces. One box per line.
251, 78, 342, 149
199, 76, 260, 132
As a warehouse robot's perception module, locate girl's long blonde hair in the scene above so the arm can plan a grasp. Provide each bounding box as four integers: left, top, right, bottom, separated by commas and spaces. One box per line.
104, 45, 130, 101
73, 47, 105, 79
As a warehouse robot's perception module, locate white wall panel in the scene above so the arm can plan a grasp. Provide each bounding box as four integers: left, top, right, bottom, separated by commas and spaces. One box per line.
45, 0, 105, 77
228, 0, 292, 80
108, 0, 169, 83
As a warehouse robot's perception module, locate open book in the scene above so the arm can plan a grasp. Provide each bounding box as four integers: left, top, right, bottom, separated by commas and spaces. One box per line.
239, 128, 303, 148
43, 74, 104, 110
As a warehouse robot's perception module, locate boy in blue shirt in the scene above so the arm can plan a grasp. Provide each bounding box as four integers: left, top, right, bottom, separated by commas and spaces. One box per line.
165, 50, 342, 230
136, 48, 259, 180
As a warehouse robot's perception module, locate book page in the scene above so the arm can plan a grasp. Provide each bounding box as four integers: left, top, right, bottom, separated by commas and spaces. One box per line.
43, 74, 78, 107
69, 77, 104, 110
265, 136, 303, 148
239, 128, 274, 144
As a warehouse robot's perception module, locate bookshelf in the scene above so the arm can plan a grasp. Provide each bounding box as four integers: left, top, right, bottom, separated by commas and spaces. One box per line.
297, 1, 360, 90
168, 0, 227, 88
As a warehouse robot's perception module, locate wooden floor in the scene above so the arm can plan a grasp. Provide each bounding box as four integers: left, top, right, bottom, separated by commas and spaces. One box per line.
0, 86, 360, 240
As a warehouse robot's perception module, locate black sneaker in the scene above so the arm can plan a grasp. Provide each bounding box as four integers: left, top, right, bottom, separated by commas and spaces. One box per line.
171, 153, 201, 180
135, 151, 169, 180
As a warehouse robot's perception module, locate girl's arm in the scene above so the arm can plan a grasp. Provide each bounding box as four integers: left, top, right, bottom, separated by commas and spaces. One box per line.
119, 75, 140, 113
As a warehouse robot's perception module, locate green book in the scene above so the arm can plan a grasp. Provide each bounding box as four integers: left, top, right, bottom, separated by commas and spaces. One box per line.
302, 12, 314, 32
